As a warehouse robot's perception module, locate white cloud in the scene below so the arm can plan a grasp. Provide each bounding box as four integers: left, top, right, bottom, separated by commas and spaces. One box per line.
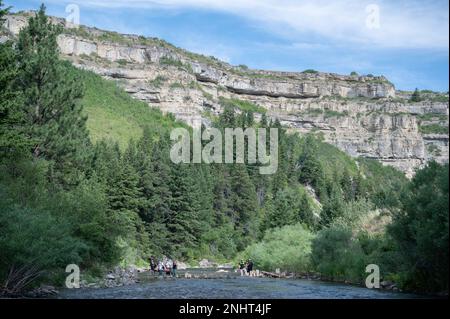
48, 0, 449, 50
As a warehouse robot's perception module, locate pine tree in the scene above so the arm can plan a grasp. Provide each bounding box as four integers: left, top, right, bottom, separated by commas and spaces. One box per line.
168, 163, 203, 257
246, 111, 255, 127
212, 165, 233, 225
15, 5, 90, 183
341, 169, 356, 201
410, 88, 421, 102
320, 183, 345, 227
108, 158, 142, 214
270, 119, 288, 193
229, 164, 259, 248
0, 21, 28, 156
297, 134, 322, 186
260, 113, 268, 128
0, 0, 10, 20
194, 164, 215, 231
146, 135, 173, 224
219, 104, 236, 128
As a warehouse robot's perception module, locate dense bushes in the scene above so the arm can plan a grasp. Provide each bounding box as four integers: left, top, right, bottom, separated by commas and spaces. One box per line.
0, 158, 109, 289
388, 162, 449, 292
312, 226, 366, 282
252, 162, 449, 293
0, 205, 86, 282
242, 224, 314, 273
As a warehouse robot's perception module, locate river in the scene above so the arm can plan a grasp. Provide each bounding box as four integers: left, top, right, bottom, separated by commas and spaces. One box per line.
58, 269, 425, 299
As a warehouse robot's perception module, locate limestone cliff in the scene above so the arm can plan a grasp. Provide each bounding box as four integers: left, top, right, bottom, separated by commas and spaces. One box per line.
3, 12, 449, 176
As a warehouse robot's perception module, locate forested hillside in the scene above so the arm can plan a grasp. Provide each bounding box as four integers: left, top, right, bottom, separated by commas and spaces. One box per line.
0, 4, 448, 295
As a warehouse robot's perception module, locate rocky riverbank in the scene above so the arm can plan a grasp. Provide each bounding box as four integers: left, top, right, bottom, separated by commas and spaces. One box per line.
4, 260, 428, 298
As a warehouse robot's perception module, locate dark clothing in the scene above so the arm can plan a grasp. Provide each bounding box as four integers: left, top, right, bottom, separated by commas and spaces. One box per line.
172, 263, 177, 277
150, 259, 156, 271
247, 262, 253, 272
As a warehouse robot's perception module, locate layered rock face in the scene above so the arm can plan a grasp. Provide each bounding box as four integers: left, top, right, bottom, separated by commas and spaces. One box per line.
3, 13, 449, 176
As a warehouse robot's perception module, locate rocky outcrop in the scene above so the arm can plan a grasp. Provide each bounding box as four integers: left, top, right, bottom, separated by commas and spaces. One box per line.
3, 12, 448, 176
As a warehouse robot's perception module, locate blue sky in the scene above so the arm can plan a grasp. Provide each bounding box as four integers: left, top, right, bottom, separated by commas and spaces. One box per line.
6, 0, 449, 91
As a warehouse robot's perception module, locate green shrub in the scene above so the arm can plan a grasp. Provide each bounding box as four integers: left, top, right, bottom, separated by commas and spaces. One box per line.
417, 113, 448, 122
0, 158, 90, 288
200, 224, 239, 260
357, 158, 409, 209
0, 205, 87, 286
159, 56, 193, 72
242, 224, 314, 273
410, 88, 422, 102
419, 124, 449, 135
148, 75, 167, 88
169, 82, 185, 90
218, 97, 266, 114
302, 69, 319, 74
388, 162, 449, 292
323, 109, 349, 118
311, 225, 366, 283
116, 59, 129, 66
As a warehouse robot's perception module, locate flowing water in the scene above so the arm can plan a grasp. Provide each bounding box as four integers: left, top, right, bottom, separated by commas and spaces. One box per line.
58, 269, 425, 299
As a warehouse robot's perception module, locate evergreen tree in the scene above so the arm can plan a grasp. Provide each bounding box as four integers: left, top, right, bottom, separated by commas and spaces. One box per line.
219, 104, 236, 128
265, 187, 316, 230
341, 169, 356, 201
270, 118, 288, 193
146, 135, 173, 224
410, 88, 421, 102
260, 113, 268, 128
0, 0, 9, 20
297, 134, 322, 186
15, 5, 90, 184
246, 111, 255, 127
168, 164, 203, 257
320, 183, 345, 227
0, 30, 27, 156
211, 165, 233, 225
229, 164, 259, 248
389, 162, 449, 292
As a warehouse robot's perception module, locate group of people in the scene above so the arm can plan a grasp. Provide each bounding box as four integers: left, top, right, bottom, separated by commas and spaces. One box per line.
149, 256, 254, 278
238, 259, 254, 276
149, 256, 178, 277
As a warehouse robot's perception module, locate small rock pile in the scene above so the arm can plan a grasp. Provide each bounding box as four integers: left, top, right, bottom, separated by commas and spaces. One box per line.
103, 267, 139, 288
80, 266, 140, 288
